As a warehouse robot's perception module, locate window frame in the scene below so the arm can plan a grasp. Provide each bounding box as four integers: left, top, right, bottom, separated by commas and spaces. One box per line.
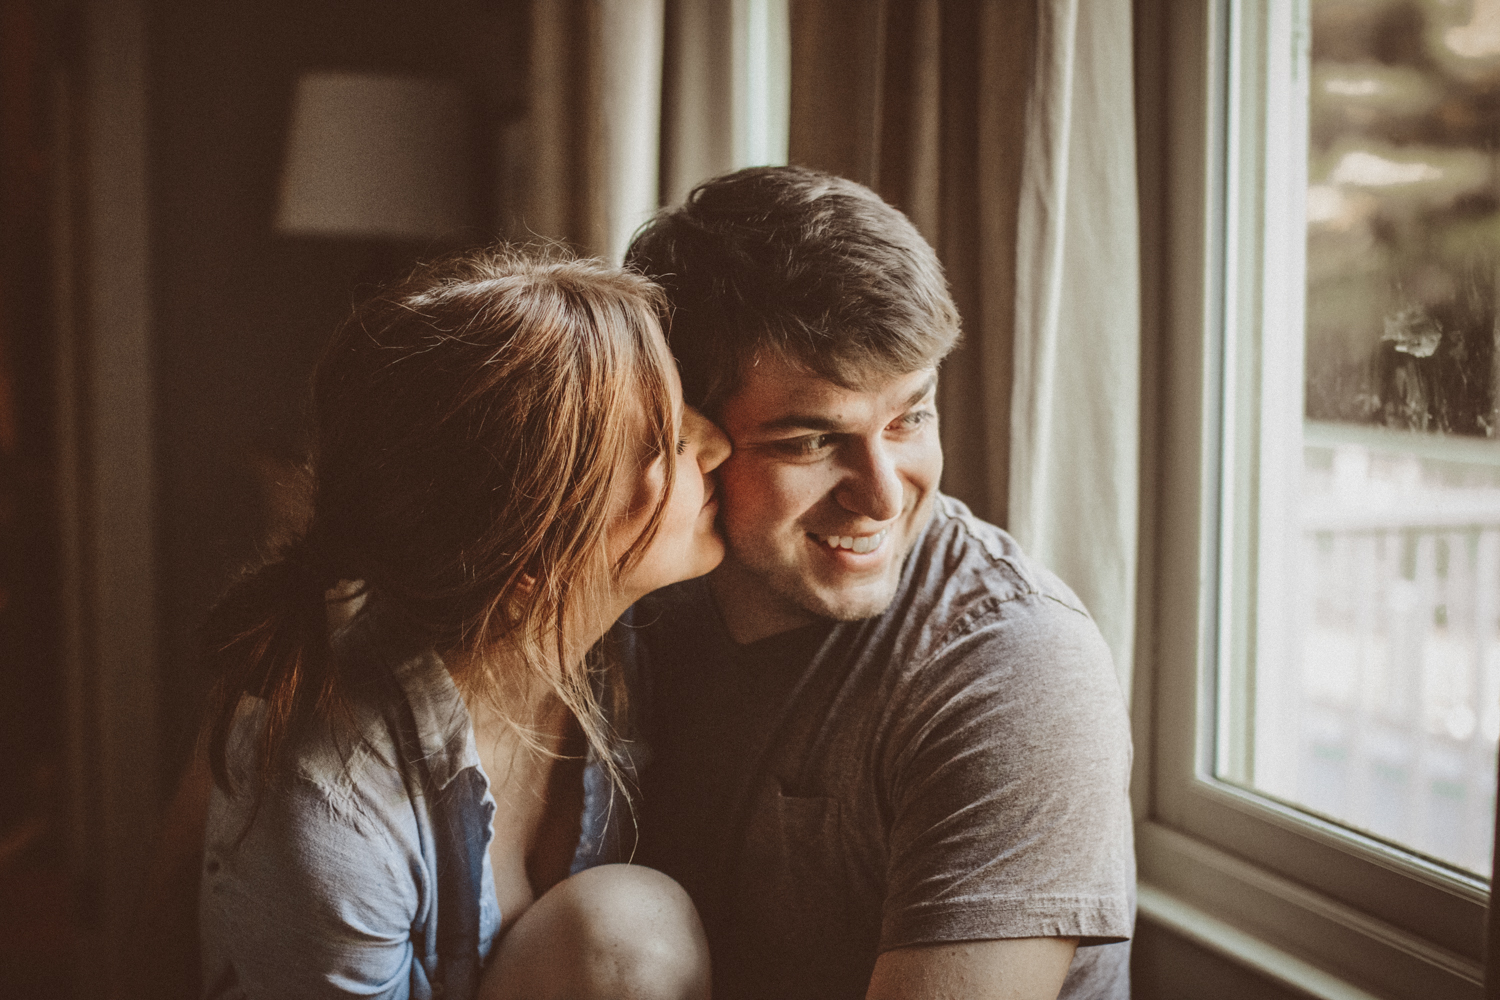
1134, 1, 1489, 996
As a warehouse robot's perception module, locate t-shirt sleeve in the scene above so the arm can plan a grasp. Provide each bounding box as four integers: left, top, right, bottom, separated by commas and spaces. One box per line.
201, 759, 425, 1000
878, 591, 1134, 952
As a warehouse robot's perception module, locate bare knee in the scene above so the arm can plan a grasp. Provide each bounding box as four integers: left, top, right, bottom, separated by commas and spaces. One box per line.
561, 865, 710, 997
482, 864, 710, 1000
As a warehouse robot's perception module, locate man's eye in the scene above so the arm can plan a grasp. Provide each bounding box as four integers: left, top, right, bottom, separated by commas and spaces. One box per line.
898, 410, 935, 430
781, 434, 831, 455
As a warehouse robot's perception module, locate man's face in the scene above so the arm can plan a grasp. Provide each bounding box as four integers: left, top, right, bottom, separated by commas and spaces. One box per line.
709, 358, 943, 640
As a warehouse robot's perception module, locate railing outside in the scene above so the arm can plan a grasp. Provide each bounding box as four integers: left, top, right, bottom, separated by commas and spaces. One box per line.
1267, 423, 1500, 876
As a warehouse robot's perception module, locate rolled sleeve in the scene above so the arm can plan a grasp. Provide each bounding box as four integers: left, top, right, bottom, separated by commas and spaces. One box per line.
880, 593, 1134, 951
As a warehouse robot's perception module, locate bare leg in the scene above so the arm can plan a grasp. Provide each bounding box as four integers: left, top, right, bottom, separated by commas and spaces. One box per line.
479, 864, 711, 1000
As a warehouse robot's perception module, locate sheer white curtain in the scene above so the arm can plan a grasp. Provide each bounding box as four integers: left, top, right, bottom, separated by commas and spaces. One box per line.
1010, 0, 1139, 693
524, 0, 664, 264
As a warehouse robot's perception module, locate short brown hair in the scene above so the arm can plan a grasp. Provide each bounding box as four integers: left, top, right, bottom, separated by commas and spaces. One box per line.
204, 247, 674, 802
625, 165, 960, 415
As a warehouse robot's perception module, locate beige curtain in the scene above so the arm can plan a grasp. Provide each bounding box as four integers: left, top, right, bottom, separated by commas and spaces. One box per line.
788, 0, 1139, 690
660, 0, 792, 208
1009, 0, 1138, 692
659, 0, 737, 206
524, 0, 665, 263
524, 0, 787, 262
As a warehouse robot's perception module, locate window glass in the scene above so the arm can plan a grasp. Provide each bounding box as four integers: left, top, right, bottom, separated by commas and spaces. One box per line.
1221, 0, 1500, 878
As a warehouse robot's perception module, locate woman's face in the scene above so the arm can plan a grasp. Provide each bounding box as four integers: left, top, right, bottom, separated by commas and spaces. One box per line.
610, 361, 731, 607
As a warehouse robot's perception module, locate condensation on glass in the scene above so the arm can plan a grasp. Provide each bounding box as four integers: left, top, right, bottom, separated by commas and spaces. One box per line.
1224, 0, 1500, 878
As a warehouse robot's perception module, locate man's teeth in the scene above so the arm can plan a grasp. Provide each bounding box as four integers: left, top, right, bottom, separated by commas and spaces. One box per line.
816, 529, 888, 554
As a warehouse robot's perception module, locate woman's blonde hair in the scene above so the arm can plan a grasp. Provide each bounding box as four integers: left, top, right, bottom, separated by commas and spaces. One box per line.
203, 247, 675, 805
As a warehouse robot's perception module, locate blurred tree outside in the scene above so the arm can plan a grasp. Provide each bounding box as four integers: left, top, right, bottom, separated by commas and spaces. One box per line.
1308, 0, 1500, 437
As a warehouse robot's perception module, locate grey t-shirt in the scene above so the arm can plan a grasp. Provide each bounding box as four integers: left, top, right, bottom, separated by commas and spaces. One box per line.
618, 494, 1134, 1000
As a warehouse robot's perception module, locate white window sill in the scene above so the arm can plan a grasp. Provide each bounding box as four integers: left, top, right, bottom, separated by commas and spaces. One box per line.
1136, 821, 1484, 1000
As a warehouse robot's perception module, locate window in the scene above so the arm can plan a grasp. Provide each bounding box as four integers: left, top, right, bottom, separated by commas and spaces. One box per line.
1138, 2, 1490, 996
1222, 0, 1500, 882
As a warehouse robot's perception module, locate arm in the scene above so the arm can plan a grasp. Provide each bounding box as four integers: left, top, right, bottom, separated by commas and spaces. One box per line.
196, 700, 426, 999
875, 595, 1133, 997
204, 779, 422, 1000
866, 938, 1079, 1000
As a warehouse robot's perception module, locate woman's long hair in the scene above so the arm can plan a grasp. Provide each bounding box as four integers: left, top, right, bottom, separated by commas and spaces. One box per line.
202, 247, 676, 805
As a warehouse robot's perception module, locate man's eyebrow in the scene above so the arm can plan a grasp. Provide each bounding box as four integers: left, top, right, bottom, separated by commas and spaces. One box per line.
758, 413, 843, 433
905, 374, 939, 408
756, 375, 938, 433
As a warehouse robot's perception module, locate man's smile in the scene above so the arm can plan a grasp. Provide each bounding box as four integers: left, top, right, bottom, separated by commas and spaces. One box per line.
810, 528, 890, 554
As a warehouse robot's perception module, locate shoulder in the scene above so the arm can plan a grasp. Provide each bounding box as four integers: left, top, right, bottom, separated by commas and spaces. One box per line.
891, 495, 1111, 671
874, 511, 1134, 940
210, 691, 417, 853
202, 707, 428, 1000
911, 493, 1092, 615
202, 694, 430, 993
873, 497, 1130, 758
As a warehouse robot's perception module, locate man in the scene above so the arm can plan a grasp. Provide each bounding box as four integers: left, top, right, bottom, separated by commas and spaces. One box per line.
612, 165, 1134, 1000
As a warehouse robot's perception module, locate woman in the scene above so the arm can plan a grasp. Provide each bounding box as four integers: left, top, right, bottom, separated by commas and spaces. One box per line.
196, 249, 727, 1000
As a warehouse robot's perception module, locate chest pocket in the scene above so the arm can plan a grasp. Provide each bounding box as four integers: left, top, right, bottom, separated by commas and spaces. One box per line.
731, 782, 851, 955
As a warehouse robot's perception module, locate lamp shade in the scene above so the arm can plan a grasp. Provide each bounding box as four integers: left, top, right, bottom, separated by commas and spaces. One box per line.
276, 71, 476, 240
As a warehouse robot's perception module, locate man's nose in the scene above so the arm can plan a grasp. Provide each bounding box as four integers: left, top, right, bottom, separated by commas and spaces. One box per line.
834, 440, 903, 522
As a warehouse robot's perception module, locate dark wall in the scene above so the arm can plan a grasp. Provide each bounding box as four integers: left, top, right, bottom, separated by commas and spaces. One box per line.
1132, 920, 1314, 1000
147, 0, 529, 777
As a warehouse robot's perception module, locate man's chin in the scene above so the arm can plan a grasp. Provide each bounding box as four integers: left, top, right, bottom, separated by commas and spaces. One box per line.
788, 575, 901, 623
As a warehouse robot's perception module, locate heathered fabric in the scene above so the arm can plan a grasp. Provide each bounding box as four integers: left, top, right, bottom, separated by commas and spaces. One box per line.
619, 494, 1135, 1000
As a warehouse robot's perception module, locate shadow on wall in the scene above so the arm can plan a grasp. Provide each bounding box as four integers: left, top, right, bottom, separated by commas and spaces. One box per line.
1, 1, 529, 992
1131, 922, 1308, 1000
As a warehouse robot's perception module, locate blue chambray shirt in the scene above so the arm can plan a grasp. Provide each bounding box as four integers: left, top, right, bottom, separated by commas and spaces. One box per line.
199, 603, 626, 1000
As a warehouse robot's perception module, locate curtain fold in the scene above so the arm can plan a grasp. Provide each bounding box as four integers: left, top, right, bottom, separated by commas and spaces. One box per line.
1010, 0, 1139, 692
659, 0, 738, 207
524, 0, 664, 263
525, 0, 786, 261
788, 0, 1138, 691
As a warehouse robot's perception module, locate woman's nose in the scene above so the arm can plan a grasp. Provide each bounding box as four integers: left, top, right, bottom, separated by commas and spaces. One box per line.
687, 407, 731, 473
